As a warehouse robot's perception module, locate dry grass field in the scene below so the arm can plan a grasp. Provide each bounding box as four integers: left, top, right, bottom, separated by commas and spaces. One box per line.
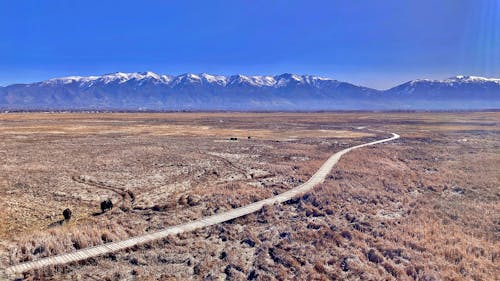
0, 112, 498, 280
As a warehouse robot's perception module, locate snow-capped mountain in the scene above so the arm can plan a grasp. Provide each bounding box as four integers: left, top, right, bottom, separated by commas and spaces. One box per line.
388, 76, 500, 93
384, 75, 500, 109
0, 73, 498, 110
38, 72, 350, 88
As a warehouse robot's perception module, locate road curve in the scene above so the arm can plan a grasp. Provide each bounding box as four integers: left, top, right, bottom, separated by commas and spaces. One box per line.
4, 132, 400, 276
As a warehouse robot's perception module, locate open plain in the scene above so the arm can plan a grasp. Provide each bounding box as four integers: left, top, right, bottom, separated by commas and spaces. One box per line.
0, 112, 498, 280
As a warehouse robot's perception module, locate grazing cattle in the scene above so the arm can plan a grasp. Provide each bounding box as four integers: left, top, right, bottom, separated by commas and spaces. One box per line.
63, 208, 72, 221
100, 199, 113, 213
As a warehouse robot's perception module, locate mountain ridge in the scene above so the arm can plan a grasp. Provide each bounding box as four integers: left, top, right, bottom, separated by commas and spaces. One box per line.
1, 73, 499, 110
35, 72, 352, 88
6, 72, 500, 89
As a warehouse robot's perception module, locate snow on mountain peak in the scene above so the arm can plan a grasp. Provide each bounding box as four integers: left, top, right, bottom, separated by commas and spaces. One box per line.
404, 75, 500, 87
39, 72, 342, 88
43, 71, 172, 85
43, 76, 89, 84
171, 73, 202, 85
42, 72, 500, 90
445, 75, 500, 83
250, 75, 276, 86
200, 73, 228, 85
228, 74, 257, 86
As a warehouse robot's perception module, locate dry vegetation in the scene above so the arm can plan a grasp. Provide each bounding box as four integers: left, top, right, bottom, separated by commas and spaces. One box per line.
0, 112, 498, 280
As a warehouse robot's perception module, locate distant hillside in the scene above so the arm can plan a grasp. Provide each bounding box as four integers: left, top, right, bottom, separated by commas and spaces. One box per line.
1, 73, 499, 110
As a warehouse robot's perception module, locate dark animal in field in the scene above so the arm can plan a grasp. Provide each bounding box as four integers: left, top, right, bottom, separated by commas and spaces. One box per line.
230, 137, 238, 141
63, 208, 72, 221
100, 199, 113, 213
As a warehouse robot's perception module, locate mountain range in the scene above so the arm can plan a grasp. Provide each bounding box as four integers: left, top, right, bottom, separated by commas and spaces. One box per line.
1, 72, 499, 111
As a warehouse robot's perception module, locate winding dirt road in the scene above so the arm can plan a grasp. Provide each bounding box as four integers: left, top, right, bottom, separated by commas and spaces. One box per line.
3, 132, 400, 277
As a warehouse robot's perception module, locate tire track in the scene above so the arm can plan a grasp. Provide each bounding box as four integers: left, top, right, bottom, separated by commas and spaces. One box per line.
72, 175, 135, 206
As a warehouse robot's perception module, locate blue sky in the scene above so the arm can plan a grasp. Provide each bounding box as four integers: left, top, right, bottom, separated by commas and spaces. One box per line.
0, 0, 498, 89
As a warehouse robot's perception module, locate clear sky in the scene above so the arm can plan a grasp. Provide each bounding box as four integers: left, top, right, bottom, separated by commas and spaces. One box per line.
0, 0, 498, 89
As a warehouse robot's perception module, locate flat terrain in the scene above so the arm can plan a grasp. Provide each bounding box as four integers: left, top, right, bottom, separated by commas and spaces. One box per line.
0, 112, 498, 280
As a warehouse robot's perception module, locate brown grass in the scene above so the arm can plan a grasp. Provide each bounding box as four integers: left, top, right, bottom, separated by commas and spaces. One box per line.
0, 111, 498, 280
